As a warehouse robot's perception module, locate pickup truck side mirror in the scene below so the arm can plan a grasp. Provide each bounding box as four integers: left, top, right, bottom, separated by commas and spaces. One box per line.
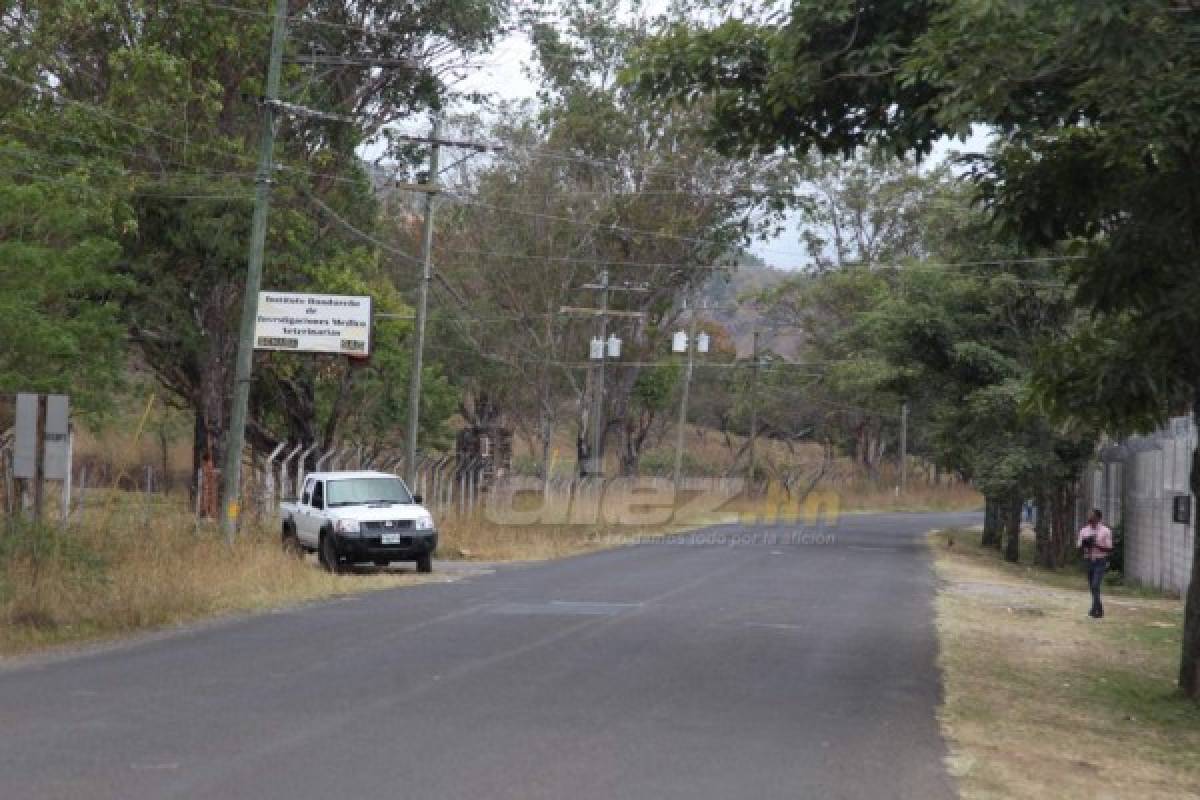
412, 494, 423, 504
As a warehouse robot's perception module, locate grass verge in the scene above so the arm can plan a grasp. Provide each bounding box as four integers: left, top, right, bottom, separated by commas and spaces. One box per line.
435, 515, 625, 561
0, 497, 624, 658
930, 527, 1200, 799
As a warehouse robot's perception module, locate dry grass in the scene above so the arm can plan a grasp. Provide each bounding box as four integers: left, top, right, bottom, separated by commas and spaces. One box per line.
838, 480, 981, 513
931, 527, 1200, 800
0, 498, 431, 657
719, 481, 980, 523
437, 515, 622, 562
0, 490, 650, 657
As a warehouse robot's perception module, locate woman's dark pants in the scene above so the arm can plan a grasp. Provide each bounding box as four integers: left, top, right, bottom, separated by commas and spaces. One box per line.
1087, 557, 1108, 617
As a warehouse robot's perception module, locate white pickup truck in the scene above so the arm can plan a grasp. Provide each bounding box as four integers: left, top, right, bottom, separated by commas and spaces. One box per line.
280, 471, 437, 573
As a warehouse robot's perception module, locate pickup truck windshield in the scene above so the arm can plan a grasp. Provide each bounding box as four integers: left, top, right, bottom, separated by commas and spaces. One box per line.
325, 477, 413, 507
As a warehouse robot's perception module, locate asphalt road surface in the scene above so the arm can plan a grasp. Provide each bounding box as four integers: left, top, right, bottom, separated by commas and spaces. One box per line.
0, 511, 979, 800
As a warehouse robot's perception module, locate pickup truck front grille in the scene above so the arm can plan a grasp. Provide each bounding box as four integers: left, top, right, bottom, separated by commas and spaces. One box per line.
360, 520, 415, 533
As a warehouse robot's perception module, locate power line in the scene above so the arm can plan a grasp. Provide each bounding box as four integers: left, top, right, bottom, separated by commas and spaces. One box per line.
0, 73, 381, 193
0, 164, 252, 200
2, 65, 1082, 285
443, 190, 745, 251
753, 383, 903, 420
0, 146, 258, 185
0, 73, 262, 171
304, 187, 422, 265
414, 231, 1080, 282
0, 118, 259, 179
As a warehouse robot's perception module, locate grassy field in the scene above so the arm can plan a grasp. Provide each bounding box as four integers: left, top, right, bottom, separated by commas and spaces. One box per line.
931, 527, 1200, 799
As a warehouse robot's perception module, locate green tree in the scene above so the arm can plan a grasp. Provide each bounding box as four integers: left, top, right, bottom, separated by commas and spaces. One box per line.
1, 0, 500, 481
0, 140, 127, 413
420, 0, 798, 476
631, 0, 1200, 694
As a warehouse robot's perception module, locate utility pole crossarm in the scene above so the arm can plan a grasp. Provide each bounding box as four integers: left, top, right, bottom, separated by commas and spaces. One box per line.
386, 133, 503, 153
558, 306, 646, 318
286, 54, 419, 68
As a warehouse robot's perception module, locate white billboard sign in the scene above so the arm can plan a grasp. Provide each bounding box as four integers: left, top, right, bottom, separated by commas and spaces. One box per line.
254, 292, 372, 356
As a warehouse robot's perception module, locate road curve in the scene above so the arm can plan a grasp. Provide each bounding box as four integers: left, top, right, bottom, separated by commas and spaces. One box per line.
0, 511, 979, 800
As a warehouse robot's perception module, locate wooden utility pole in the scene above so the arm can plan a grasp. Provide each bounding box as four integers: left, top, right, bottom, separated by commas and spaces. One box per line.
405, 118, 441, 489
560, 278, 648, 477
900, 400, 909, 494
589, 270, 610, 477
220, 0, 288, 541
748, 329, 761, 487
672, 295, 701, 493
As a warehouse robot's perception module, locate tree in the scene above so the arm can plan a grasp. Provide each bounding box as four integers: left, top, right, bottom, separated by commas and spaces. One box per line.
631, 0, 1200, 695
418, 0, 798, 476
1, 0, 502, 484
757, 157, 959, 476
0, 140, 127, 413
795, 152, 949, 270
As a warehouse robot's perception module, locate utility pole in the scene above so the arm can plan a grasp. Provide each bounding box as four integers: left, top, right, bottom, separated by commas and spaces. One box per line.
589, 270, 610, 477
673, 295, 702, 492
405, 118, 441, 489
560, 278, 648, 477
220, 0, 288, 541
748, 328, 761, 488
900, 400, 909, 494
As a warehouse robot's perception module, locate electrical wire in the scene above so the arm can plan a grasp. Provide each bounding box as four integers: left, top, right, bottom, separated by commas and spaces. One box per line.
0, 164, 252, 200
0, 73, 382, 193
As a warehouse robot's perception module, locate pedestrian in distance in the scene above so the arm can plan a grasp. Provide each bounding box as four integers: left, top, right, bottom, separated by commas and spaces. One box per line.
1077, 509, 1113, 619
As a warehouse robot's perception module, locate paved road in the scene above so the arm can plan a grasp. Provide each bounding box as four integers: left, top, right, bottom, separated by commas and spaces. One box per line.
0, 511, 978, 800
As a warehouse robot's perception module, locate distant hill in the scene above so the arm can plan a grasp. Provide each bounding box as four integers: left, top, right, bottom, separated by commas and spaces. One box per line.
704, 261, 803, 358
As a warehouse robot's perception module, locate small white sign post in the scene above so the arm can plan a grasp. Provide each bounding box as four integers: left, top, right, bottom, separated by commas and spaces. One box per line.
254, 292, 372, 355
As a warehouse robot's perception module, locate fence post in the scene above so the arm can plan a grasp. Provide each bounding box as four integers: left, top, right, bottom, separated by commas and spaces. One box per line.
3, 443, 13, 518
194, 468, 204, 529
279, 442, 301, 500
296, 443, 317, 497
75, 462, 88, 522
60, 428, 73, 526
263, 442, 286, 510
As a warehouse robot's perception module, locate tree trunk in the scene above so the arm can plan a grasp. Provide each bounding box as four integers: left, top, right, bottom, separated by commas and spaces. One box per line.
1034, 488, 1055, 568
1004, 494, 1021, 563
982, 496, 1000, 547
1050, 483, 1076, 567
619, 426, 639, 477
1178, 391, 1200, 697
191, 407, 224, 519
538, 404, 552, 481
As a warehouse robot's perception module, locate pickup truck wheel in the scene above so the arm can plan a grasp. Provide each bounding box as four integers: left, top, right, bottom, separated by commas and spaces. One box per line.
282, 527, 303, 558
415, 554, 433, 574
318, 532, 342, 574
